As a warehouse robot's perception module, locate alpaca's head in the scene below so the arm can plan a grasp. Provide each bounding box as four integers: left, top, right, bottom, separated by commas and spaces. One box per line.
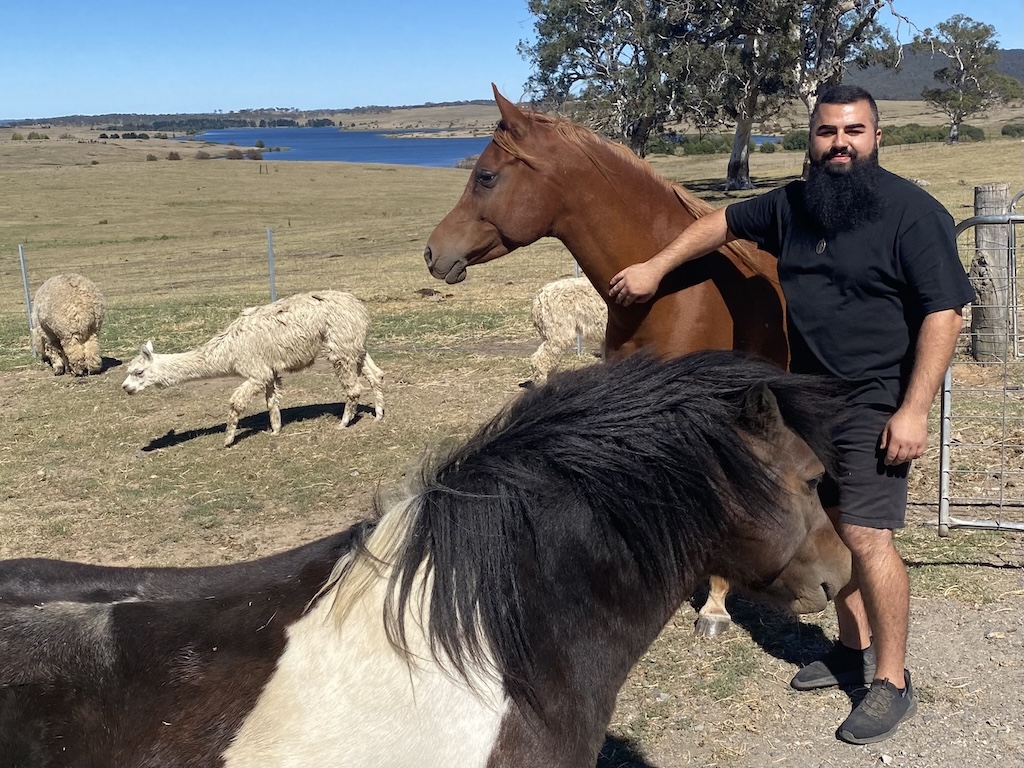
121, 341, 157, 394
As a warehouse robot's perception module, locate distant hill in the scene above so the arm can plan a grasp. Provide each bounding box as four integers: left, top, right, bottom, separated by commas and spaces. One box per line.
855, 47, 1024, 100
0, 99, 498, 131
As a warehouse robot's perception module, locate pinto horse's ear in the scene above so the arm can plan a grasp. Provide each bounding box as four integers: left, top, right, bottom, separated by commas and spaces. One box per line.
492, 83, 530, 140
738, 382, 783, 437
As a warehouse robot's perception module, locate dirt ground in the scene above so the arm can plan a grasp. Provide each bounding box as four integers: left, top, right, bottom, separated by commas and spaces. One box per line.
604, 552, 1024, 768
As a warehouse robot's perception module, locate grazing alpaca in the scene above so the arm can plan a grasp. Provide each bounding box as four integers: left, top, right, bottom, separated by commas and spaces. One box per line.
31, 273, 105, 376
121, 290, 384, 446
530, 276, 607, 385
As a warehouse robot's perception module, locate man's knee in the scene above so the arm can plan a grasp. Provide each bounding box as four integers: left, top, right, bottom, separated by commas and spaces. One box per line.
838, 520, 894, 556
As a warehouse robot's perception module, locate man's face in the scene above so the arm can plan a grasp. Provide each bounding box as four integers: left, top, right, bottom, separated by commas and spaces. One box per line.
809, 100, 881, 171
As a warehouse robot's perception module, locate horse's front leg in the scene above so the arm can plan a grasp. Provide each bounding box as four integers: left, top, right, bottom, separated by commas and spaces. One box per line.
695, 575, 732, 637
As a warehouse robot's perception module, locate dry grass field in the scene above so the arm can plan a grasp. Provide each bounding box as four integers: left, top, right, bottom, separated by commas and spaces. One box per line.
1, 106, 1023, 766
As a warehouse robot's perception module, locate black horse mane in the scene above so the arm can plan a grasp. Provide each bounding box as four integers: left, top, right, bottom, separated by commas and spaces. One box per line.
339, 350, 844, 714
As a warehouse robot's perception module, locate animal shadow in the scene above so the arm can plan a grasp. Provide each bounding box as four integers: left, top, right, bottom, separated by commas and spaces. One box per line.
140, 402, 376, 451
690, 588, 869, 707
689, 586, 833, 665
98, 356, 123, 374
597, 734, 659, 768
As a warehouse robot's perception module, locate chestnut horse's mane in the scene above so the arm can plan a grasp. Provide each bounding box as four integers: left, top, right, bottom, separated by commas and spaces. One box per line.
494, 110, 772, 280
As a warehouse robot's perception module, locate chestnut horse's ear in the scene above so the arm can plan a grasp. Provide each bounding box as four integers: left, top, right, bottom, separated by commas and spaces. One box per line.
492, 83, 530, 140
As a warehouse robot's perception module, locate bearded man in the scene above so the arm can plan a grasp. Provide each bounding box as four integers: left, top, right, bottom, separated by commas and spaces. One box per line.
607, 85, 974, 744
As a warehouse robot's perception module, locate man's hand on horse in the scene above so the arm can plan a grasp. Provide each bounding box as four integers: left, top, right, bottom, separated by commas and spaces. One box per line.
609, 263, 661, 306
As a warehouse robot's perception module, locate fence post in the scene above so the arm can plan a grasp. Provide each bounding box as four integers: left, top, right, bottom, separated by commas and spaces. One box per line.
267, 228, 277, 302
969, 182, 1010, 361
574, 260, 583, 355
19, 244, 36, 356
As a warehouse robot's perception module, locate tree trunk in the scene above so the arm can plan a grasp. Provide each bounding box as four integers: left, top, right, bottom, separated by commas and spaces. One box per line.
726, 116, 754, 191
628, 115, 655, 158
969, 182, 1011, 361
947, 121, 960, 144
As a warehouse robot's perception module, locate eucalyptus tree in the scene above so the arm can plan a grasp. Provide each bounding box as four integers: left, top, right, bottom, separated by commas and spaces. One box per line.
911, 15, 1024, 143
706, 0, 800, 190
519, 0, 726, 156
518, 0, 895, 183
710, 0, 893, 188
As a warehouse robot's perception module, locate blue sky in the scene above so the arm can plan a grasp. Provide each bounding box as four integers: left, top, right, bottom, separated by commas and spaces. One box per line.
2, 1, 1021, 120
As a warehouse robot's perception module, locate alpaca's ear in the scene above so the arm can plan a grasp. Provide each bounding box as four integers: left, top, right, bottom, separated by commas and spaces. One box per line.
142, 340, 154, 359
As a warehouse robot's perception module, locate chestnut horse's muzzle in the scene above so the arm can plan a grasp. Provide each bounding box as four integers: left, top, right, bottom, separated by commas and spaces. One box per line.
423, 245, 468, 284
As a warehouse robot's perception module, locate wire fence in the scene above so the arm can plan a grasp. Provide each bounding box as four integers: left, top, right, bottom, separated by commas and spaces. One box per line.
939, 190, 1024, 534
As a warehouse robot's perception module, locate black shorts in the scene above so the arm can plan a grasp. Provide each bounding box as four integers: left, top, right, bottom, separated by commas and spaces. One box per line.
817, 403, 910, 530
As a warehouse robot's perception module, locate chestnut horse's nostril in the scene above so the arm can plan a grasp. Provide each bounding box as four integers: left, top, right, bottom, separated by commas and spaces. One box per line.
423, 245, 432, 267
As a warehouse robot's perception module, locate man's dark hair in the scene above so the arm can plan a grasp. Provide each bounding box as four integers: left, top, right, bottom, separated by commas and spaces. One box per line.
810, 84, 879, 129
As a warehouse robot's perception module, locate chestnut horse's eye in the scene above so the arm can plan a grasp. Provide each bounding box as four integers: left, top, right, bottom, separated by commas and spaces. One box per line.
807, 474, 823, 492
475, 170, 497, 188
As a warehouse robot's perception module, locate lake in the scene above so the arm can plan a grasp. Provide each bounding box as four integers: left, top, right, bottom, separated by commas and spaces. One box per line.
179, 126, 781, 167
178, 126, 491, 167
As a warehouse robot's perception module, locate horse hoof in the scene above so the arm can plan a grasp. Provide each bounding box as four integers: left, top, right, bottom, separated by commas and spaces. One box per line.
694, 616, 731, 637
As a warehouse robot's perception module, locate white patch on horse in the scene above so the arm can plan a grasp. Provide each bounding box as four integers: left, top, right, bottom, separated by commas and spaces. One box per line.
224, 498, 508, 768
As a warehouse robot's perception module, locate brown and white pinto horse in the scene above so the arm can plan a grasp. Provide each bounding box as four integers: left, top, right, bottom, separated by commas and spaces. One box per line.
0, 351, 848, 768
424, 86, 791, 636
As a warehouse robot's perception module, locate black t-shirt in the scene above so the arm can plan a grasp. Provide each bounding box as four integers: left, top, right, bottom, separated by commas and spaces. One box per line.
725, 168, 975, 407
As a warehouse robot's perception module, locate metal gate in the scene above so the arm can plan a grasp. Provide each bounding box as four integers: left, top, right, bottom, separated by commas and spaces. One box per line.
939, 190, 1024, 536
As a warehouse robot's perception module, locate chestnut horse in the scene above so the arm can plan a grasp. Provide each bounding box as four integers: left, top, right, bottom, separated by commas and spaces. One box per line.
424, 86, 791, 637
0, 351, 848, 767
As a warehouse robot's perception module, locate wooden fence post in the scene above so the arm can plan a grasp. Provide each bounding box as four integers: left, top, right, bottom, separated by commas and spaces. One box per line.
969, 182, 1011, 361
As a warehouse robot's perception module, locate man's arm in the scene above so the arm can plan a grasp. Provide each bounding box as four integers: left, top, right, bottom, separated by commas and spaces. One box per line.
608, 207, 735, 306
880, 308, 965, 465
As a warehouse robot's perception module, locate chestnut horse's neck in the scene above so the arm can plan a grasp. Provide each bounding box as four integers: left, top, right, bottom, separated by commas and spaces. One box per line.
532, 120, 784, 365
549, 140, 694, 289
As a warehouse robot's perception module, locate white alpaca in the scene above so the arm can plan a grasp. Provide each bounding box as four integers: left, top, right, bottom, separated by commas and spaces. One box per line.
121, 291, 384, 447
530, 276, 608, 385
31, 273, 106, 376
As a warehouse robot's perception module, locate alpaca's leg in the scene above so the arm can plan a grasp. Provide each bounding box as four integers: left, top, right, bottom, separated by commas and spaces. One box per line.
40, 331, 66, 375
328, 353, 365, 428
530, 337, 569, 386
265, 374, 283, 434
226, 378, 262, 447
62, 335, 89, 377
360, 352, 385, 422
82, 335, 102, 374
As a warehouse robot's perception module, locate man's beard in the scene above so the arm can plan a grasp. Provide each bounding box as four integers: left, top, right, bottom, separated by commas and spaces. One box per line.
803, 147, 883, 235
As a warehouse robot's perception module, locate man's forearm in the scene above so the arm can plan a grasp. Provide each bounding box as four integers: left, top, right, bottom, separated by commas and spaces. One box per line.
900, 308, 965, 414
609, 206, 736, 305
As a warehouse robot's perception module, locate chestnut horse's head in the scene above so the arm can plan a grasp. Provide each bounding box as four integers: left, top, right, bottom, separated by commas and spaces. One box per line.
424, 85, 571, 284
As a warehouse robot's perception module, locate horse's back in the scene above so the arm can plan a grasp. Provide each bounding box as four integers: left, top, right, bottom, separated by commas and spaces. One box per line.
0, 528, 367, 766
0, 529, 359, 605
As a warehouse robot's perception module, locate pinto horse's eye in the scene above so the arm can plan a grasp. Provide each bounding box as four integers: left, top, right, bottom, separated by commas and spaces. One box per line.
475, 170, 497, 188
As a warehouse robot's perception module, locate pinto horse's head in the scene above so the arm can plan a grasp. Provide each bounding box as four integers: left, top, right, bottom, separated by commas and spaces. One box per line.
424, 85, 564, 284
713, 382, 851, 614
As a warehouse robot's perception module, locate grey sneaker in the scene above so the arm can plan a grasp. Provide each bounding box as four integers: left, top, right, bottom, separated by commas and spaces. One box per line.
790, 641, 876, 690
837, 670, 918, 745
